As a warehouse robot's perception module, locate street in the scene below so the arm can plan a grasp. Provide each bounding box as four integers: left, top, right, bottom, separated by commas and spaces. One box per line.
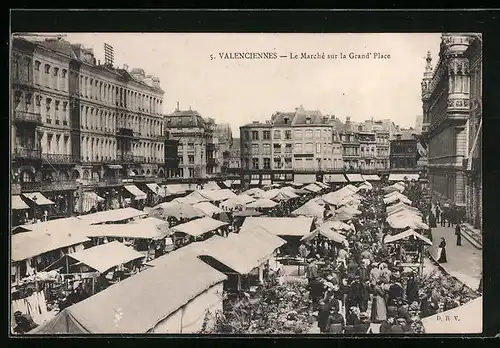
429, 226, 482, 291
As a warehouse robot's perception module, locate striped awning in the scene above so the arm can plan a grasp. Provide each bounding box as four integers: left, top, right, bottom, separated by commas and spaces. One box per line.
123, 185, 147, 200
12, 195, 29, 210
22, 192, 55, 206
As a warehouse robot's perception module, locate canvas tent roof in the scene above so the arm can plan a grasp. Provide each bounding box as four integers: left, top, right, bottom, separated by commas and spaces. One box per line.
323, 174, 347, 183
22, 192, 54, 205
301, 227, 347, 244
384, 229, 432, 245
236, 194, 256, 204
321, 219, 352, 231
11, 195, 29, 210
291, 200, 325, 219
384, 194, 412, 205
171, 217, 228, 237
346, 174, 364, 183
150, 201, 204, 220
164, 184, 187, 195
47, 241, 145, 273
123, 185, 147, 200
193, 201, 223, 216
246, 198, 278, 209
145, 183, 165, 197
203, 182, 221, 190
303, 183, 323, 193
12, 230, 90, 262
240, 216, 314, 237
388, 173, 420, 182
16, 217, 83, 233
83, 217, 170, 240
31, 256, 227, 334
77, 208, 147, 225
243, 187, 265, 197
362, 174, 380, 181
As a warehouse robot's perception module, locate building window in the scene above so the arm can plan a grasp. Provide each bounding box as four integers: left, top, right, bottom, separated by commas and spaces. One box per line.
263, 158, 271, 169
251, 131, 259, 140
305, 130, 313, 140
263, 130, 271, 140
252, 144, 259, 153
316, 143, 321, 154
252, 158, 259, 169
305, 143, 313, 153
315, 130, 321, 139
244, 158, 250, 169
274, 130, 281, 139
243, 130, 249, 140
34, 61, 40, 71
295, 158, 303, 169
285, 130, 292, 140
263, 144, 271, 155
295, 143, 303, 154
189, 168, 194, 177
178, 156, 183, 164
305, 117, 311, 125
294, 130, 302, 139
44, 64, 50, 74
53, 67, 59, 77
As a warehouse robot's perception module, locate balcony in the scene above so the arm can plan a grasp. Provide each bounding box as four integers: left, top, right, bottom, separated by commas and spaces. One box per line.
20, 179, 78, 193
42, 153, 76, 165
13, 147, 42, 160
116, 127, 136, 139
13, 111, 42, 125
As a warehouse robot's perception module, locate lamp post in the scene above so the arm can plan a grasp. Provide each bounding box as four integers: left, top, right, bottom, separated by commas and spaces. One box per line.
32, 195, 37, 222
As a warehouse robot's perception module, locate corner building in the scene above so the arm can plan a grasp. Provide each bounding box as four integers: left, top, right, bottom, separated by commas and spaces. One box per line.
421, 34, 473, 207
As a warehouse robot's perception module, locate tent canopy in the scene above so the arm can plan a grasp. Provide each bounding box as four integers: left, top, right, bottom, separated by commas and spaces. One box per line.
77, 208, 147, 225
12, 229, 90, 262
384, 229, 432, 245
346, 174, 364, 183
164, 184, 187, 196
388, 173, 420, 182
12, 195, 30, 210
123, 185, 147, 200
246, 198, 278, 209
145, 183, 165, 197
243, 187, 265, 197
150, 201, 204, 220
293, 174, 317, 184
31, 256, 227, 334
22, 192, 54, 206
45, 241, 145, 273
240, 216, 314, 237
301, 227, 347, 244
84, 217, 170, 240
362, 174, 381, 181
203, 182, 221, 190
291, 200, 325, 219
323, 174, 347, 183
171, 217, 228, 237
303, 183, 323, 193
193, 201, 224, 217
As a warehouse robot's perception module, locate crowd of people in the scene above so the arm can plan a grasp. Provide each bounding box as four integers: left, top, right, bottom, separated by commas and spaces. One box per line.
298, 180, 435, 334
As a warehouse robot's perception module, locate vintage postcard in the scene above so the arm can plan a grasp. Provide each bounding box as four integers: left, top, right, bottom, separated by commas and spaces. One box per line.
10, 32, 482, 335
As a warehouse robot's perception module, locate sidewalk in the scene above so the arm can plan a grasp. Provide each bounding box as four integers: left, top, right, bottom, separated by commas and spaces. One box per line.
429, 226, 482, 291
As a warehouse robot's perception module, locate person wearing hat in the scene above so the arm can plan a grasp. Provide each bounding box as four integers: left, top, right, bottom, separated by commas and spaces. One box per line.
13, 311, 38, 334
306, 259, 319, 285
369, 262, 381, 285
437, 237, 447, 263
379, 308, 396, 334
354, 312, 371, 333
326, 305, 345, 334
346, 258, 359, 281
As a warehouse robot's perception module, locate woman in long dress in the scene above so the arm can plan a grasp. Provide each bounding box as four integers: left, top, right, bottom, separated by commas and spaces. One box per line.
437, 237, 447, 263
370, 280, 387, 323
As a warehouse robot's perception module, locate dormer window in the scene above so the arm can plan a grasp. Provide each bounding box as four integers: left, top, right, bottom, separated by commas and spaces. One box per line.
284, 117, 289, 124
305, 117, 311, 125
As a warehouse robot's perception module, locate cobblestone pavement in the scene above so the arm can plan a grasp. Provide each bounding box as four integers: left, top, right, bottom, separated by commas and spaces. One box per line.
429, 226, 482, 290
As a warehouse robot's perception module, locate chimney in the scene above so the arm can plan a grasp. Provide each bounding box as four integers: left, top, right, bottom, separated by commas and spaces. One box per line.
98, 60, 100, 65
176, 101, 180, 111
189, 106, 192, 111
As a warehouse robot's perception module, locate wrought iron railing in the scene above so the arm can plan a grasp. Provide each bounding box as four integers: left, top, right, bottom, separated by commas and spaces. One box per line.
42, 153, 76, 164
13, 147, 42, 160
20, 179, 78, 192
14, 111, 42, 124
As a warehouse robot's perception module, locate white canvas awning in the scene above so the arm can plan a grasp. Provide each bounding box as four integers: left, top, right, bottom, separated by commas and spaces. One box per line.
362, 174, 380, 181
323, 174, 347, 183
12, 195, 30, 210
293, 174, 317, 184
384, 229, 432, 245
124, 185, 147, 200
22, 192, 55, 206
146, 183, 165, 197
388, 173, 420, 181
346, 174, 364, 183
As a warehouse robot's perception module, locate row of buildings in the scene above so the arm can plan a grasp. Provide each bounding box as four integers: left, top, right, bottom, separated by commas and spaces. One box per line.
421, 33, 482, 229
10, 34, 232, 220
238, 106, 426, 184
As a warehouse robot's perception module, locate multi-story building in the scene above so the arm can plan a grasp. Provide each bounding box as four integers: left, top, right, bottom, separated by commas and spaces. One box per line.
240, 120, 273, 185
11, 34, 168, 220
340, 117, 360, 170
463, 34, 482, 229
270, 111, 294, 175
421, 34, 473, 207
228, 137, 241, 174
164, 129, 180, 178
359, 119, 392, 170
358, 129, 377, 171
390, 130, 419, 170
214, 123, 233, 174
165, 107, 212, 179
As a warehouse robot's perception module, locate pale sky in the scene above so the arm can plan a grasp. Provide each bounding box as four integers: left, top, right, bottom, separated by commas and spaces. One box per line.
60, 33, 442, 134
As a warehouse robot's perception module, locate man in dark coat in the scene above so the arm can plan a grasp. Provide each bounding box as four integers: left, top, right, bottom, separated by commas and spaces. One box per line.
406, 272, 419, 304
13, 311, 38, 334
387, 281, 404, 307
455, 223, 462, 246
326, 306, 345, 334
317, 300, 330, 333
347, 276, 365, 310
379, 308, 397, 334
346, 259, 359, 281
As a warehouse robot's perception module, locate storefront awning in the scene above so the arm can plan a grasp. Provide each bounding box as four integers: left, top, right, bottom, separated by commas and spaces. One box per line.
12, 195, 30, 210
250, 180, 259, 185
362, 174, 381, 181
345, 174, 364, 183
388, 173, 419, 181
146, 183, 165, 197
261, 180, 272, 186
106, 165, 123, 170
22, 192, 55, 206
293, 174, 317, 184
323, 174, 347, 183
123, 185, 147, 200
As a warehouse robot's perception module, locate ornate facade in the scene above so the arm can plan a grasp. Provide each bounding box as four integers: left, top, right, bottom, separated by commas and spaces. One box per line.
421, 34, 474, 207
